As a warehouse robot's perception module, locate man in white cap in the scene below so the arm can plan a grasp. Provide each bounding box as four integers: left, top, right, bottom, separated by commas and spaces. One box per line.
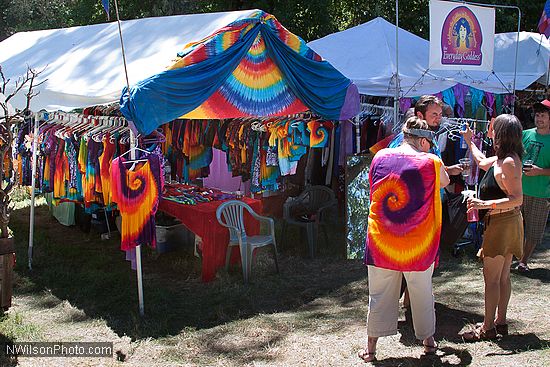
518, 99, 550, 272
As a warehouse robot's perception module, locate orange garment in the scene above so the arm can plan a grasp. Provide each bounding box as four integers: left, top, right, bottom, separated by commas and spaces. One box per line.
53, 139, 69, 201
98, 134, 116, 206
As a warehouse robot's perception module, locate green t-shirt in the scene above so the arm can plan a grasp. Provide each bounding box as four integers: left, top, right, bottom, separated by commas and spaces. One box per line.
522, 128, 550, 198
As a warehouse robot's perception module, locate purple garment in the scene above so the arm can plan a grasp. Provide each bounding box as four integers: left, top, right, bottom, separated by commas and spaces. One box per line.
42, 126, 61, 192
340, 84, 360, 120
504, 94, 515, 109
435, 92, 444, 102
338, 121, 354, 166
484, 92, 495, 116
65, 138, 79, 190
87, 140, 103, 197
203, 148, 250, 193
453, 84, 469, 118
399, 98, 413, 114
465, 133, 484, 186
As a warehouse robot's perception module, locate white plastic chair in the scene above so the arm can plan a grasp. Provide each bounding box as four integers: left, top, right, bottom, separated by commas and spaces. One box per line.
216, 200, 279, 283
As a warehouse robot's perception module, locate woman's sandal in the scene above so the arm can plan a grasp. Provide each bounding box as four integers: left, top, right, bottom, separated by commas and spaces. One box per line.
461, 324, 498, 342
358, 349, 377, 363
423, 342, 438, 355
475, 322, 508, 337
495, 323, 508, 336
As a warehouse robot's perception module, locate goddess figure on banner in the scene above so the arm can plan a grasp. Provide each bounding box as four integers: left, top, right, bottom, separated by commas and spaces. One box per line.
441, 6, 483, 66
453, 17, 472, 52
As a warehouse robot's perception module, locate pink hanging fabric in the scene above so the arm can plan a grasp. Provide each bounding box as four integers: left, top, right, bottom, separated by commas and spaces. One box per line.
203, 148, 250, 193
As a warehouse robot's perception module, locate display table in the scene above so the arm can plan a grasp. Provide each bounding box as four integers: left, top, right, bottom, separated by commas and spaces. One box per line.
159, 197, 262, 282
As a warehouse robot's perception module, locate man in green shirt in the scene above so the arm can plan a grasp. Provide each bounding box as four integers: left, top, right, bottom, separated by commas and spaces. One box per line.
519, 100, 550, 272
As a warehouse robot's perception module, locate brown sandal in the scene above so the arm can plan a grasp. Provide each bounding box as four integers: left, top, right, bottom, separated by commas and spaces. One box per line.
495, 323, 508, 336
423, 342, 438, 355
475, 321, 508, 337
358, 349, 377, 362
461, 325, 497, 342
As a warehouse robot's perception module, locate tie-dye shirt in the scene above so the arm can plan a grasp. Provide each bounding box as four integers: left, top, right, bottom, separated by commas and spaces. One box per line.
365, 149, 442, 271
110, 155, 163, 251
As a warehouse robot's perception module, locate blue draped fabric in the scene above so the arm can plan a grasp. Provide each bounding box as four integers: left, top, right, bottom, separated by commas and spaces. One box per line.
261, 23, 355, 121
120, 14, 358, 135
120, 23, 261, 135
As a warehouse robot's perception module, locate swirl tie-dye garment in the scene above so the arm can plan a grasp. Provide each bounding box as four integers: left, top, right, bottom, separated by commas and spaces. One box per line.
110, 155, 163, 251
366, 150, 442, 271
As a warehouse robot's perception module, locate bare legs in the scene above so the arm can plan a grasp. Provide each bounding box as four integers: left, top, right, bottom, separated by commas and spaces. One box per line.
358, 336, 378, 362
482, 254, 513, 330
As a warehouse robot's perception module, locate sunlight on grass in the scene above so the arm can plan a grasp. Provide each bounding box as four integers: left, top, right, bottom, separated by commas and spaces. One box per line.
10, 186, 47, 210
0, 312, 42, 341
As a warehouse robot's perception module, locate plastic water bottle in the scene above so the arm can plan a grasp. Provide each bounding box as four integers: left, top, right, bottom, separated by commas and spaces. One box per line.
462, 189, 479, 222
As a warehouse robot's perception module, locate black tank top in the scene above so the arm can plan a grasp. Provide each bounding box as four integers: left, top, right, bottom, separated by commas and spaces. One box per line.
479, 166, 507, 218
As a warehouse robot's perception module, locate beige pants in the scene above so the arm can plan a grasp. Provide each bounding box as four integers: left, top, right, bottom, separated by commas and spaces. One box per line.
367, 263, 435, 340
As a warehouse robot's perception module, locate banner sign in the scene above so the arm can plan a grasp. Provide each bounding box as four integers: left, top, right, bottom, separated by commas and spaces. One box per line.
429, 0, 495, 71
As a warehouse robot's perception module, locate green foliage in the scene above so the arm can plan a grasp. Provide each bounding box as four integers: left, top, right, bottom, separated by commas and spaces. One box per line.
1, 0, 546, 42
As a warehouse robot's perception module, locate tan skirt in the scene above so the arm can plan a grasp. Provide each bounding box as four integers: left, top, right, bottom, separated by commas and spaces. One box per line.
479, 208, 523, 259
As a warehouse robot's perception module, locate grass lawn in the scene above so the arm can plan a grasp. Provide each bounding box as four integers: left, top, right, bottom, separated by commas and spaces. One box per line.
0, 200, 549, 366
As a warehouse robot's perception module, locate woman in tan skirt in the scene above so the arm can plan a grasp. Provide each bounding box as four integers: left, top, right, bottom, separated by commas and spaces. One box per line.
460, 114, 524, 341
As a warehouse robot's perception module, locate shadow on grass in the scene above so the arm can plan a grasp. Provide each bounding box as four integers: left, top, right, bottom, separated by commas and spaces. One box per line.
515, 267, 550, 283
399, 303, 484, 346
197, 329, 284, 365
10, 206, 364, 340
488, 333, 550, 356
371, 346, 473, 366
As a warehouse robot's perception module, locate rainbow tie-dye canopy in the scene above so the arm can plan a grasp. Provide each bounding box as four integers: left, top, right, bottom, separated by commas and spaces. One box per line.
120, 10, 359, 135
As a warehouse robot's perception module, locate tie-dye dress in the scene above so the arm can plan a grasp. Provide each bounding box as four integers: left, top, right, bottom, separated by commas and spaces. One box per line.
110, 155, 163, 251
365, 149, 442, 272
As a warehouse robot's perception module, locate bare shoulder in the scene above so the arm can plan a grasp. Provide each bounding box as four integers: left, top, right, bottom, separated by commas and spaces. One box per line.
502, 155, 520, 167
501, 155, 521, 174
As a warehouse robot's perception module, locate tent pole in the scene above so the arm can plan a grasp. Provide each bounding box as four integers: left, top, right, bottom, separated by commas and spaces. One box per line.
28, 113, 39, 270
394, 0, 400, 125
511, 6, 521, 114
355, 116, 360, 153
114, 0, 144, 317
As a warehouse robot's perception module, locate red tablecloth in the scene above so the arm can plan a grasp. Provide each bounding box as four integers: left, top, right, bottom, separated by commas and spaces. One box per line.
159, 197, 262, 282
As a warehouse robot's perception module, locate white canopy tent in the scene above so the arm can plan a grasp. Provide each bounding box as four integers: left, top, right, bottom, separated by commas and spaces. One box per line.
307, 17, 450, 97
0, 9, 259, 317
307, 18, 550, 97
0, 9, 258, 111
431, 31, 550, 95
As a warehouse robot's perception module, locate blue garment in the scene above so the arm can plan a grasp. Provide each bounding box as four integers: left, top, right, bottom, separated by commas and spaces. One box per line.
470, 87, 485, 116
441, 88, 456, 110
388, 132, 441, 157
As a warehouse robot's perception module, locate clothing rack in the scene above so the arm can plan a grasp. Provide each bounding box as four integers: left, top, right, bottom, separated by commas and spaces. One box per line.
354, 103, 396, 152
27, 110, 132, 270
441, 117, 492, 144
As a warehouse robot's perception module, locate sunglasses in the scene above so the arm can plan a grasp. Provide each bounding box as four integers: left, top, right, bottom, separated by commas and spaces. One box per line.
423, 137, 435, 149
